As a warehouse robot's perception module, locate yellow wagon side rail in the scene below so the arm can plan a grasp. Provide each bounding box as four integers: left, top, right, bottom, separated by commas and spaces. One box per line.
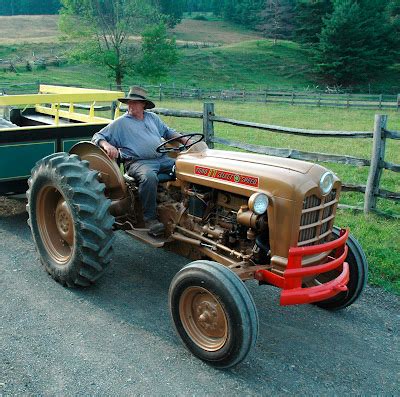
0, 85, 124, 125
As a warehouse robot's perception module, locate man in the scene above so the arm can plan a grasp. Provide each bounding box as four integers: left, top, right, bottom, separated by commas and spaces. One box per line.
92, 86, 184, 234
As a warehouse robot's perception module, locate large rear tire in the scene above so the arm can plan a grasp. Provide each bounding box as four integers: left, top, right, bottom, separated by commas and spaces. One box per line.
314, 227, 368, 310
169, 260, 259, 369
26, 152, 115, 287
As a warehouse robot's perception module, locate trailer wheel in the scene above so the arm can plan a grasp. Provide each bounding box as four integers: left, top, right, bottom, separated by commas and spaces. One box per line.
169, 260, 258, 369
313, 227, 368, 310
26, 152, 115, 287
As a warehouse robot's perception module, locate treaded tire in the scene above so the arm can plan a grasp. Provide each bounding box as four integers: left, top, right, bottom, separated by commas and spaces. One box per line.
169, 260, 259, 369
315, 226, 368, 311
26, 152, 115, 287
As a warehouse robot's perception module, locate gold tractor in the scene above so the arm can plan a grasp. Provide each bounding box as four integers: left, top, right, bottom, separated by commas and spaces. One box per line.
27, 134, 367, 368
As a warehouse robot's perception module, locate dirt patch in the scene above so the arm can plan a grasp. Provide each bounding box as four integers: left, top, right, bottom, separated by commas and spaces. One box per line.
171, 19, 262, 44
0, 15, 59, 44
0, 196, 26, 217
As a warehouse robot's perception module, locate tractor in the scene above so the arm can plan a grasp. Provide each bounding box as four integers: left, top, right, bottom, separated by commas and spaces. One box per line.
26, 133, 367, 368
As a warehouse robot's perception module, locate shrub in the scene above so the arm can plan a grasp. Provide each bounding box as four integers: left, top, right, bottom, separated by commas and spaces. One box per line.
193, 15, 208, 21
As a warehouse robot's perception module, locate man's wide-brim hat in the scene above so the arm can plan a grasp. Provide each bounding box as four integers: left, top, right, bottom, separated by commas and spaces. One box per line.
118, 86, 155, 109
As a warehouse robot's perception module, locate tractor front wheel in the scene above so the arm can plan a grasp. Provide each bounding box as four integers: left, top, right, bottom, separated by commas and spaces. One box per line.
169, 260, 259, 368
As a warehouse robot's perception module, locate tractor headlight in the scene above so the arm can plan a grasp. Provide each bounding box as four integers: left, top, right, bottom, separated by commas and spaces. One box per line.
319, 172, 334, 195
248, 193, 269, 215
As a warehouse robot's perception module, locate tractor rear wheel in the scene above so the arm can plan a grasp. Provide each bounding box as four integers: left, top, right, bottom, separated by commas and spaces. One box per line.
27, 152, 115, 287
169, 260, 259, 368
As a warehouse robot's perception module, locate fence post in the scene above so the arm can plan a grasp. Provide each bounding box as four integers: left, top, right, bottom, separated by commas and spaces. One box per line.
379, 94, 383, 109
265, 89, 268, 103
111, 101, 117, 120
159, 84, 162, 102
203, 103, 215, 149
397, 94, 400, 111
364, 114, 388, 213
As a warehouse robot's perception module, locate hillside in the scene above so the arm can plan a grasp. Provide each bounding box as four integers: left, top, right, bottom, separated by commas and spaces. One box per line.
166, 40, 314, 89
0, 16, 398, 92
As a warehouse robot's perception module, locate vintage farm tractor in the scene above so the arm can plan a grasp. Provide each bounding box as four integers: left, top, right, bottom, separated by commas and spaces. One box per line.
26, 131, 368, 368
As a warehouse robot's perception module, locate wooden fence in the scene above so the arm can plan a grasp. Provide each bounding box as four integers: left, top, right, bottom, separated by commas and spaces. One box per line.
152, 103, 400, 217
117, 84, 400, 110
2, 82, 399, 110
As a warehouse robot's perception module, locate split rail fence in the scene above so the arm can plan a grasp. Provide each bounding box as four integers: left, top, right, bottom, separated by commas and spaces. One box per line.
2, 83, 399, 110
153, 103, 400, 217
118, 84, 400, 110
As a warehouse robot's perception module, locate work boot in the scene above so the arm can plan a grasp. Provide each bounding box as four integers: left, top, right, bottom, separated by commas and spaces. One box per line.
144, 219, 165, 237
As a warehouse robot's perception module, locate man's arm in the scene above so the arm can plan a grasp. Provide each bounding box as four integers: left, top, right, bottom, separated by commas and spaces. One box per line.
92, 124, 119, 159
152, 114, 194, 145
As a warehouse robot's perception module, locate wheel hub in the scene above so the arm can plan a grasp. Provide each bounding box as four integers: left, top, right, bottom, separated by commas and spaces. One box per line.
180, 286, 228, 351
55, 199, 74, 246
37, 185, 74, 265
196, 301, 219, 331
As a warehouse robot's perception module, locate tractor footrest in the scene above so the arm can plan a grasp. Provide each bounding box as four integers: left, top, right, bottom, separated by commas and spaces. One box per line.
125, 228, 172, 248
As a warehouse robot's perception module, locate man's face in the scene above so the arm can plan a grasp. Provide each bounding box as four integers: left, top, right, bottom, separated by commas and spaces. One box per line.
127, 100, 146, 113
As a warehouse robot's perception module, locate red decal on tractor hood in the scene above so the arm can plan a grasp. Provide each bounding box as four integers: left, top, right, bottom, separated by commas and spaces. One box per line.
195, 166, 259, 187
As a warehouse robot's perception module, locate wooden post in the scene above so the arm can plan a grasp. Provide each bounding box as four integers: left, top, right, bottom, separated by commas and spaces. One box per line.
159, 84, 162, 102
111, 101, 117, 119
203, 103, 215, 149
364, 114, 388, 213
265, 89, 268, 103
379, 94, 383, 109
397, 94, 400, 111
291, 91, 295, 105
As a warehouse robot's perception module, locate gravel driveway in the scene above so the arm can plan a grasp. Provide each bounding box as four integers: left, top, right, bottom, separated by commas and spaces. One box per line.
1, 197, 399, 396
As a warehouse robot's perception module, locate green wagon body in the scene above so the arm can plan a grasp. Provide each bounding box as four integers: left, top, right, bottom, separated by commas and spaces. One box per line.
0, 85, 123, 195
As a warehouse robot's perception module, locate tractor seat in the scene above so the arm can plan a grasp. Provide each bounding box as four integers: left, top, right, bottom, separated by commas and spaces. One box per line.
122, 159, 176, 185
123, 168, 176, 185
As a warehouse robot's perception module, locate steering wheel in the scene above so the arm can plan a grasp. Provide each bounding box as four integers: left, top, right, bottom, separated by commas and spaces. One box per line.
156, 133, 205, 153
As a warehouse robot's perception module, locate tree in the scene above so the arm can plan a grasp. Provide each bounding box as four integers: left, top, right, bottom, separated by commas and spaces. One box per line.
59, 0, 158, 89
136, 22, 179, 82
211, 0, 224, 16
152, 0, 185, 27
258, 0, 296, 44
315, 0, 400, 85
0, 0, 61, 15
294, 0, 333, 45
219, 0, 265, 29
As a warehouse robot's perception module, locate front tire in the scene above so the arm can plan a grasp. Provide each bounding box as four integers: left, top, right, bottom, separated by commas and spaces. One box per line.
26, 152, 115, 287
314, 226, 368, 310
169, 260, 259, 369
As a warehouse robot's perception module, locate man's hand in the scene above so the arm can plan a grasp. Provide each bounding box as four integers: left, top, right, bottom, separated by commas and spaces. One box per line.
178, 136, 194, 146
99, 140, 119, 159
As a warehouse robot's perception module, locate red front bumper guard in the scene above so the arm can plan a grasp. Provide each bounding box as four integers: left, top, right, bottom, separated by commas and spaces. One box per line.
255, 229, 350, 306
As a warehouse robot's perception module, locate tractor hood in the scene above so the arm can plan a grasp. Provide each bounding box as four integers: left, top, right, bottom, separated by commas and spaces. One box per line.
176, 149, 336, 201
205, 150, 313, 174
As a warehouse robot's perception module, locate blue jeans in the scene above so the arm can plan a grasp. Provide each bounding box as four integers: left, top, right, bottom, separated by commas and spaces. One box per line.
127, 157, 175, 221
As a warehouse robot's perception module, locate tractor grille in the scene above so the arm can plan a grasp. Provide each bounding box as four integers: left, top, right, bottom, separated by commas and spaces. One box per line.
298, 189, 338, 246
